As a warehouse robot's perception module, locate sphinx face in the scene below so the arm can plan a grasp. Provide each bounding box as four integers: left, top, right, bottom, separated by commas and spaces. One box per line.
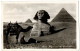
37, 10, 44, 20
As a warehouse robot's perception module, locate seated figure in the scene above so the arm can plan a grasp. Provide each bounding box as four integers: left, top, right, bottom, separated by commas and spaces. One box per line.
30, 10, 54, 37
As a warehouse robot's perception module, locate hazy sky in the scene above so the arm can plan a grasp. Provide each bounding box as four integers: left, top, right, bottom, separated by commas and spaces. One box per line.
3, 3, 76, 22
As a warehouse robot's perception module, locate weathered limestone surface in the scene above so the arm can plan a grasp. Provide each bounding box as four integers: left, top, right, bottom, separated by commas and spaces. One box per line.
30, 21, 51, 37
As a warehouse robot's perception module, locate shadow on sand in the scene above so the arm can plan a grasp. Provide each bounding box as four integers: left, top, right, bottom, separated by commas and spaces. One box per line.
20, 41, 45, 44
20, 37, 45, 44
20, 28, 67, 44
53, 28, 67, 34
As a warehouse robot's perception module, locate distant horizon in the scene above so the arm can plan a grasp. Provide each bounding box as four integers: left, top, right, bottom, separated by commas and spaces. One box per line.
2, 3, 76, 23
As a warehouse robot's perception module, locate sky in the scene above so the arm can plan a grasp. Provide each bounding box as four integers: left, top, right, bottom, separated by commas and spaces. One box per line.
2, 3, 76, 23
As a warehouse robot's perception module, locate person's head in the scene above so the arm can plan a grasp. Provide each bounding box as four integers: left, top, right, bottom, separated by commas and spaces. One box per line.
34, 10, 50, 21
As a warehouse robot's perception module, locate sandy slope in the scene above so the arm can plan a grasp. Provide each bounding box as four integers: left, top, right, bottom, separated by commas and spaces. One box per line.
3, 22, 76, 49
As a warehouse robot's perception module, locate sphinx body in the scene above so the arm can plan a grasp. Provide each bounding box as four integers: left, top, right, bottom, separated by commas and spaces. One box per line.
30, 21, 54, 37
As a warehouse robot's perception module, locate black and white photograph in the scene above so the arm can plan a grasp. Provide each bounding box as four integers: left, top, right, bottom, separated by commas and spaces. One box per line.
2, 2, 77, 49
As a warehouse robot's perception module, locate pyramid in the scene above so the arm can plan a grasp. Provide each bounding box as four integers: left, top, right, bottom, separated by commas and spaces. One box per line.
25, 19, 32, 23
51, 8, 76, 22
